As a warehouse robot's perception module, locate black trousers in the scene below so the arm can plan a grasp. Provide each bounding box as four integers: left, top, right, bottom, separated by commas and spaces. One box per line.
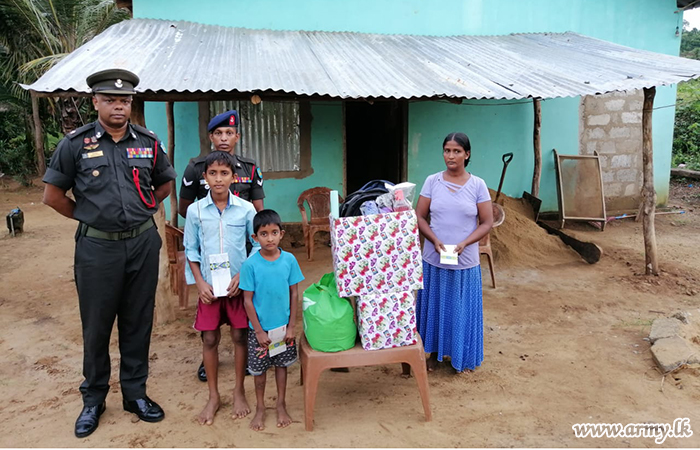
74, 226, 161, 406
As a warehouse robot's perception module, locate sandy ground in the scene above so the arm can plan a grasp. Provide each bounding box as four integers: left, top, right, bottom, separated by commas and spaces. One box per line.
1, 179, 700, 448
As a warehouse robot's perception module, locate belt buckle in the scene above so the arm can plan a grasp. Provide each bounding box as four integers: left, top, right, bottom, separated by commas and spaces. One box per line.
118, 229, 133, 240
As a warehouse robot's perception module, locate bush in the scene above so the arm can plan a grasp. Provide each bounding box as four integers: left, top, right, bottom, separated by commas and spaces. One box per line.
673, 80, 700, 171
0, 108, 61, 185
0, 109, 35, 185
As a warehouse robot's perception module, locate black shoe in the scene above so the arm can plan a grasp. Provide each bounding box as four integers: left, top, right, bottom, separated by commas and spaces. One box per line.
123, 396, 164, 423
197, 362, 207, 382
75, 402, 106, 438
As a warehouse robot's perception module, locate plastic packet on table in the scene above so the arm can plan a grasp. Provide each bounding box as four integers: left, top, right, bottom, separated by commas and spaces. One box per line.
385, 182, 416, 207
360, 200, 380, 216
375, 192, 394, 213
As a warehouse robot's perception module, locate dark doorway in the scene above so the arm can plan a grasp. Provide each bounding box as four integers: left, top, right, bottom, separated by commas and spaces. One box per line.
344, 100, 406, 194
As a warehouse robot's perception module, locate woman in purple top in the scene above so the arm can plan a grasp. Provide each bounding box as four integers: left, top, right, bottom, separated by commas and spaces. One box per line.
412, 132, 493, 373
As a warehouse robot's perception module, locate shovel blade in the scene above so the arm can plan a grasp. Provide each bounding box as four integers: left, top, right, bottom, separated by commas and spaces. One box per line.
522, 191, 542, 222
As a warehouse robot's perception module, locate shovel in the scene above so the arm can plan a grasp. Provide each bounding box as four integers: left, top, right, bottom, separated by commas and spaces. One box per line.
492, 152, 513, 227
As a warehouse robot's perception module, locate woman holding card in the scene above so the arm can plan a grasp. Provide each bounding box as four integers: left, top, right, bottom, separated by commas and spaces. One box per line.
411, 132, 493, 373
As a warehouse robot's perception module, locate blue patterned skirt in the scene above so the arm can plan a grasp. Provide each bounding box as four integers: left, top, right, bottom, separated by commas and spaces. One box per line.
416, 261, 483, 371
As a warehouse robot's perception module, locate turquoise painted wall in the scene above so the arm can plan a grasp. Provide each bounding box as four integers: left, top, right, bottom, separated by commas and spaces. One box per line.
408, 97, 580, 212
137, 0, 682, 216
408, 90, 678, 212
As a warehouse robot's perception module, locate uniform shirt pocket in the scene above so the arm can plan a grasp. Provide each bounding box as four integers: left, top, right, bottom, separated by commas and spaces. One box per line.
78, 156, 110, 191
128, 158, 154, 188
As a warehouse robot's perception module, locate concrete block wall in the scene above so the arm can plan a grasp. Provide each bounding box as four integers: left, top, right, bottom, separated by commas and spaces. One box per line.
579, 90, 643, 211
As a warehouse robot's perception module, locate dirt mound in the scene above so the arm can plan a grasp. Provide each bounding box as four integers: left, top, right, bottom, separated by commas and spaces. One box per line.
488, 190, 582, 268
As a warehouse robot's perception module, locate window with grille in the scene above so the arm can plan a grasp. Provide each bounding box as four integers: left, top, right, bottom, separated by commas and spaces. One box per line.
209, 100, 308, 173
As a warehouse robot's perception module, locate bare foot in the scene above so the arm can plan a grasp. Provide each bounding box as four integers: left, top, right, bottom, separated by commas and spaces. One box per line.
276, 403, 293, 428
197, 395, 220, 425
426, 358, 438, 372
231, 390, 250, 419
249, 406, 265, 431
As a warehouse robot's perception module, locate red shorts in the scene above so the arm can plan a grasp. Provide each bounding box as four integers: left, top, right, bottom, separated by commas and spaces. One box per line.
193, 293, 248, 331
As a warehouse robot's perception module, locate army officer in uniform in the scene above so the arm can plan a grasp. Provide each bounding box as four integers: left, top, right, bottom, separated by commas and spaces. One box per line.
42, 69, 176, 438
178, 110, 264, 387
178, 110, 264, 216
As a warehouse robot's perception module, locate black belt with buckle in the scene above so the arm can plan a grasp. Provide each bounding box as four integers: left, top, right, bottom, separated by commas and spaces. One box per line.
80, 218, 155, 240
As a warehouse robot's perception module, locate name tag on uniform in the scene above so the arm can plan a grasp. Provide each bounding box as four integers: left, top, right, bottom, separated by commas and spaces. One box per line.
126, 148, 154, 159
82, 151, 104, 159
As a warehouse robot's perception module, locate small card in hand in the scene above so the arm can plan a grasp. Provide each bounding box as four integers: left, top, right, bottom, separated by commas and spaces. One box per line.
267, 325, 287, 357
440, 244, 458, 265
209, 253, 231, 297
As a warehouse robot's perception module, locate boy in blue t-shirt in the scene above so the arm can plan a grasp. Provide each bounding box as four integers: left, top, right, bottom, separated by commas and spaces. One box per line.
240, 209, 304, 431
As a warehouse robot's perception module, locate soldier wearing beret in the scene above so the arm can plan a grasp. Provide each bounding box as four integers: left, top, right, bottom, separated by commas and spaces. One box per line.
178, 110, 265, 389
179, 110, 264, 215
42, 68, 176, 438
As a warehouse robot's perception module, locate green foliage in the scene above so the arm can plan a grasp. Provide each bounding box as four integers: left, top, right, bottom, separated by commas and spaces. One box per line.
0, 108, 61, 184
674, 28, 700, 171
0, 0, 129, 180
680, 27, 700, 59
0, 108, 33, 184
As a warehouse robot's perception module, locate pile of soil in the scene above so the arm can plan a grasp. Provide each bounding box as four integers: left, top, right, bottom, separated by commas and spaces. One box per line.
488, 191, 582, 268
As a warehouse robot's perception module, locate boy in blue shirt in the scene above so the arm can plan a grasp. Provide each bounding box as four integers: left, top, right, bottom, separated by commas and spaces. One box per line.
240, 210, 304, 431
183, 152, 258, 425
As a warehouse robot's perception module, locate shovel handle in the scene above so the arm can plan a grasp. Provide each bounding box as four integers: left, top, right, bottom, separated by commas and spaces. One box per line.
495, 153, 514, 203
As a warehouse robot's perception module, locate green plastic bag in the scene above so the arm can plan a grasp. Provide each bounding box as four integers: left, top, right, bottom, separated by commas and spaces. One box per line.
303, 272, 356, 352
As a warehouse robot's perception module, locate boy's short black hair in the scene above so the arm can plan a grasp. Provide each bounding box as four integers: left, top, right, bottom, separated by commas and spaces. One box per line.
253, 209, 283, 234
204, 151, 235, 171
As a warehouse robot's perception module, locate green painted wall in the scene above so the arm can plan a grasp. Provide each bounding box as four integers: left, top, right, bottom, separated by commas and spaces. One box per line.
138, 0, 682, 217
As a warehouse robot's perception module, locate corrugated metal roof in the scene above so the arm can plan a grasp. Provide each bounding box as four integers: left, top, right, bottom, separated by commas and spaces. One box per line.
22, 18, 700, 100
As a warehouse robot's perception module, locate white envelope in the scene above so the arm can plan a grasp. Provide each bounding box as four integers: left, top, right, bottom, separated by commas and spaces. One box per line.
209, 252, 231, 298
267, 325, 287, 357
440, 244, 458, 265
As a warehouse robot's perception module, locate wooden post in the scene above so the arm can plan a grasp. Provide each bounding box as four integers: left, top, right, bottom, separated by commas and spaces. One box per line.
532, 98, 542, 197
31, 92, 46, 176
131, 99, 146, 127
131, 100, 177, 324
166, 102, 178, 227
642, 87, 658, 275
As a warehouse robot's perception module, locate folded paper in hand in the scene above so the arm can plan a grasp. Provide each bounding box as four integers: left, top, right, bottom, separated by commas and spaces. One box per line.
268, 325, 287, 356
209, 253, 231, 297
440, 245, 458, 265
